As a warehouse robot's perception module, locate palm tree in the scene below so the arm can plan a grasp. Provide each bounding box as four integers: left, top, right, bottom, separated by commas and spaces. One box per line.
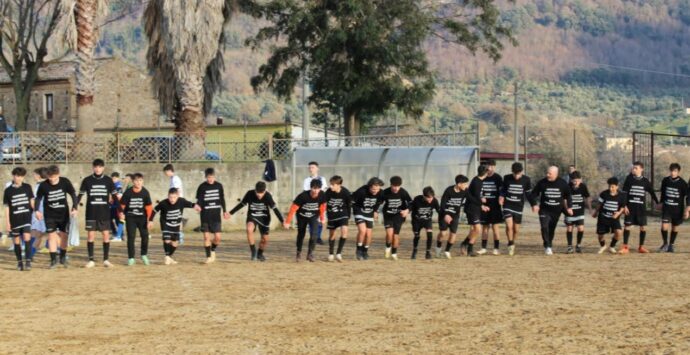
143, 0, 232, 135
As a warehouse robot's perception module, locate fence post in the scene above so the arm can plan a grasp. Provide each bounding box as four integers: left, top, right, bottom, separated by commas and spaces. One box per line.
650, 132, 655, 189
116, 132, 121, 164
573, 129, 577, 167
218, 134, 222, 163
523, 125, 528, 176
65, 132, 69, 164
268, 134, 273, 160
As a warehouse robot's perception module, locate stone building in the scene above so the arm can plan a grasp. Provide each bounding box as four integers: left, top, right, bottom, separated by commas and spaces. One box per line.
0, 56, 162, 131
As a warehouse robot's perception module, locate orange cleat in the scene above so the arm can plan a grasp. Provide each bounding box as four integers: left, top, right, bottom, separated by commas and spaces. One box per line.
638, 246, 650, 253
619, 245, 630, 255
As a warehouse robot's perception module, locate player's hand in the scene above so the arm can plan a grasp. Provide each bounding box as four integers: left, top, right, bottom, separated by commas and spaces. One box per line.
283, 222, 290, 229
444, 215, 452, 225
35, 211, 43, 221
684, 211, 689, 220
613, 212, 621, 219
481, 198, 487, 204
481, 206, 490, 212
400, 209, 409, 218
623, 206, 630, 215
567, 208, 574, 216
5, 223, 11, 232
194, 204, 202, 212
498, 197, 504, 206
70, 209, 78, 216
147, 221, 153, 229
591, 211, 598, 218
374, 212, 379, 220
119, 213, 125, 220
532, 206, 539, 214
0, 233, 6, 246
223, 212, 230, 220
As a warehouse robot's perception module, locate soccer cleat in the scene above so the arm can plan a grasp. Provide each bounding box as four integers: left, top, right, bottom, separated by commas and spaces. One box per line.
39, 247, 49, 254
492, 249, 500, 256
128, 258, 136, 266
49, 260, 59, 269
356, 249, 363, 261
411, 249, 417, 259
667, 245, 675, 253
171, 258, 178, 265
295, 252, 302, 262
443, 251, 452, 259
251, 253, 257, 261
17, 262, 23, 271
508, 245, 515, 256
384, 247, 392, 259
307, 253, 315, 262
60, 257, 69, 268
391, 254, 398, 261
362, 250, 370, 260
619, 245, 630, 255
658, 244, 668, 253
608, 247, 617, 254
24, 260, 32, 270
257, 254, 266, 262
425, 251, 432, 259
598, 246, 607, 254
103, 260, 114, 268
85, 260, 96, 268
316, 238, 325, 245
638, 246, 649, 254
477, 248, 488, 255
545, 247, 553, 256
566, 246, 574, 254
335, 254, 343, 262
469, 251, 479, 257
210, 251, 217, 262
459, 242, 468, 256
110, 238, 123, 243
164, 256, 173, 265
575, 245, 583, 254
328, 254, 335, 262
435, 247, 442, 258
141, 255, 150, 266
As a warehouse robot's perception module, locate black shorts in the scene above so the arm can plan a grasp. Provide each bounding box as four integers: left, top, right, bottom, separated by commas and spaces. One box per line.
439, 214, 460, 233
85, 219, 111, 232
661, 208, 683, 226
327, 218, 349, 230
384, 214, 405, 234
10, 225, 31, 237
412, 219, 433, 233
201, 222, 222, 233
624, 204, 647, 226
354, 216, 374, 229
162, 231, 181, 242
465, 211, 482, 226
596, 219, 622, 235
502, 209, 523, 224
45, 219, 68, 233
481, 205, 504, 225
564, 216, 585, 227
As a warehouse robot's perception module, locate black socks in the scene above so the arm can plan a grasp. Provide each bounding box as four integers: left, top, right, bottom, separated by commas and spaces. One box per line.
445, 242, 453, 252
103, 242, 110, 260
329, 239, 335, 254
205, 246, 212, 257
250, 244, 256, 256
639, 231, 646, 246
670, 231, 678, 245
576, 231, 584, 245
481, 239, 488, 249
661, 230, 669, 245
211, 243, 218, 251
88, 241, 95, 261
623, 230, 630, 245
493, 240, 499, 249
566, 231, 573, 246
426, 232, 433, 251
337, 238, 346, 254
14, 244, 22, 261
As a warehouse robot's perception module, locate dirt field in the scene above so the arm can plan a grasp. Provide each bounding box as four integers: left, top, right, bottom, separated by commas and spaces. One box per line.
1, 215, 689, 354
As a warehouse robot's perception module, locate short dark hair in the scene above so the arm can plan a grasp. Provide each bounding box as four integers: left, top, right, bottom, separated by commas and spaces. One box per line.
455, 174, 469, 184
670, 163, 681, 171
607, 177, 619, 186
163, 164, 174, 172
422, 186, 435, 197
308, 161, 319, 167
92, 159, 105, 167
205, 168, 215, 177
34, 167, 48, 179
633, 161, 644, 168
11, 167, 26, 176
111, 172, 120, 178
255, 181, 267, 193
568, 165, 576, 169
389, 176, 402, 187
46, 165, 60, 176
132, 173, 144, 180
125, 173, 134, 179
168, 188, 179, 194
511, 162, 523, 174
569, 171, 581, 180
329, 175, 343, 185
477, 165, 488, 176
367, 177, 384, 187
485, 159, 496, 166
310, 179, 323, 189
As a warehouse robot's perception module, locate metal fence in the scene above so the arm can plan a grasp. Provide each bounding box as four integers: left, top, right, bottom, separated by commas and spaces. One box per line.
0, 131, 477, 164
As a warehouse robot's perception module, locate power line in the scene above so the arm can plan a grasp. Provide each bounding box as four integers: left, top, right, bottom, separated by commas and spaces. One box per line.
577, 61, 690, 79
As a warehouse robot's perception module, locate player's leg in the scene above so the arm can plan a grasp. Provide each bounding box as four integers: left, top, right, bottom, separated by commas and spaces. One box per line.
86, 230, 97, 268
467, 223, 482, 256
328, 224, 336, 261
306, 218, 319, 262
491, 223, 501, 255
660, 220, 670, 252
101, 228, 112, 267
424, 227, 434, 259
546, 213, 559, 254
47, 229, 60, 268
597, 232, 608, 254
638, 225, 649, 253
138, 218, 150, 266
257, 228, 269, 262
126, 217, 137, 265
668, 223, 680, 253
12, 232, 23, 270
363, 226, 373, 260
610, 227, 622, 253
355, 220, 367, 260
202, 231, 214, 263
575, 224, 585, 253
411, 222, 421, 259
436, 218, 448, 258
210, 231, 221, 261
163, 234, 174, 265
21, 231, 32, 270
295, 217, 308, 261
335, 225, 348, 262
246, 221, 257, 260
480, 224, 489, 253
391, 218, 402, 260
384, 226, 394, 259
566, 223, 574, 253
505, 216, 516, 255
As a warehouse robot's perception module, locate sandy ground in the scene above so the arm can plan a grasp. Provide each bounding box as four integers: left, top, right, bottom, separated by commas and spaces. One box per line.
1, 214, 689, 354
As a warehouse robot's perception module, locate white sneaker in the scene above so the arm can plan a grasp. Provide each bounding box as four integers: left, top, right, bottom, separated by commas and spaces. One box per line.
435, 247, 442, 258
444, 251, 452, 259
384, 247, 392, 259
210, 251, 216, 262
508, 245, 515, 256
7, 244, 14, 251
608, 247, 617, 254
335, 254, 343, 262
111, 238, 122, 243
164, 256, 173, 265
171, 258, 178, 264
477, 248, 488, 255
492, 248, 500, 256
391, 254, 398, 261
545, 247, 553, 255
85, 260, 96, 268
328, 254, 335, 262
103, 260, 113, 268
598, 246, 607, 254
204, 257, 214, 264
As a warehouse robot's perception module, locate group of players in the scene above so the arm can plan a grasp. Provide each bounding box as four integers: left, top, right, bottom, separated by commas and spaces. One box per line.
3, 158, 686, 270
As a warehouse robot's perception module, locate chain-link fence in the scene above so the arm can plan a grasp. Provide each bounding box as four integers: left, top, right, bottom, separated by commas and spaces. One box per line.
0, 131, 477, 164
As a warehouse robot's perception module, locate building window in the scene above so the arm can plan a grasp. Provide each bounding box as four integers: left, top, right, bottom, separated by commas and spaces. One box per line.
45, 93, 53, 120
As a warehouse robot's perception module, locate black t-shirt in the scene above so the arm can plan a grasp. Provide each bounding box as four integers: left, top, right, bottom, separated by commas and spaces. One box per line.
352, 186, 384, 218
195, 182, 227, 223
440, 185, 467, 217
660, 176, 688, 210
230, 190, 281, 224
154, 198, 195, 232
36, 177, 77, 220
381, 187, 412, 216
622, 174, 658, 206
293, 190, 325, 219
597, 190, 627, 220
482, 173, 503, 206
569, 183, 591, 217
3, 183, 34, 228
501, 174, 536, 212
120, 187, 152, 217
465, 177, 485, 214
530, 178, 572, 214
324, 187, 351, 221
79, 174, 117, 221
410, 195, 440, 222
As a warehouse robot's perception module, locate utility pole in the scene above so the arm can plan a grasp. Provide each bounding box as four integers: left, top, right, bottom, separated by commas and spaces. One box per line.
513, 81, 519, 162
302, 69, 310, 146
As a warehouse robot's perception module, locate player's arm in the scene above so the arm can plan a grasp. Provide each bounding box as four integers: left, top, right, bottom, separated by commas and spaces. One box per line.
4, 205, 10, 232
34, 185, 45, 220
284, 202, 300, 227
229, 191, 249, 215
525, 178, 538, 207
646, 180, 659, 204
270, 199, 285, 224
77, 178, 87, 206
219, 184, 229, 218
66, 180, 78, 214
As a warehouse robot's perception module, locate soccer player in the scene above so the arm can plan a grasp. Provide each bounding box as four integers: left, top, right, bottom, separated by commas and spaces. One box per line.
530, 166, 573, 255
410, 186, 439, 260
437, 174, 474, 259
35, 165, 78, 269
164, 164, 186, 244
352, 177, 385, 260
564, 171, 591, 254
381, 176, 412, 261
621, 161, 659, 254
284, 179, 326, 262
110, 172, 125, 242
4, 167, 34, 270
303, 161, 328, 245
78, 159, 119, 268
499, 162, 537, 256
229, 181, 284, 261
119, 173, 153, 266
479, 159, 503, 255
152, 188, 200, 265
592, 177, 626, 254
324, 176, 351, 262
658, 163, 690, 253
195, 168, 230, 263
30, 167, 47, 256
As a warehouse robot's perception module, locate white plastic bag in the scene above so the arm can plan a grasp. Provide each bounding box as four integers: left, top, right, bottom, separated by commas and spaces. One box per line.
68, 216, 80, 247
